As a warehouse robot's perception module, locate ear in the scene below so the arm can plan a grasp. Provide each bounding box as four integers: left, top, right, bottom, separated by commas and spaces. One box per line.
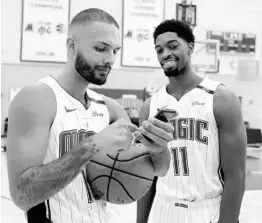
188, 42, 194, 55
66, 37, 76, 55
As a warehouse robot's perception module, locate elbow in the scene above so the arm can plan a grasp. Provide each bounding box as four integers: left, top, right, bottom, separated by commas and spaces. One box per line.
10, 189, 27, 212
9, 188, 24, 211
153, 161, 170, 177
154, 168, 168, 177
9, 184, 32, 212
154, 171, 164, 177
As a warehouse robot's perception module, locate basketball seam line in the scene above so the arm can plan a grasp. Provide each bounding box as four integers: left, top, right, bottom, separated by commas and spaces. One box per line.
90, 175, 136, 201
107, 152, 150, 162
90, 160, 153, 181
106, 153, 120, 202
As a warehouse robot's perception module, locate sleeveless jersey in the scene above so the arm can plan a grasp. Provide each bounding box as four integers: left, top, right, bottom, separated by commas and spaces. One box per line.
149, 78, 224, 202
27, 76, 116, 223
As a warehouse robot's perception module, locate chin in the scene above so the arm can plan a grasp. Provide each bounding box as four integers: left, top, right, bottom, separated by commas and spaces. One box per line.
96, 81, 106, 85
92, 78, 107, 86
163, 67, 179, 77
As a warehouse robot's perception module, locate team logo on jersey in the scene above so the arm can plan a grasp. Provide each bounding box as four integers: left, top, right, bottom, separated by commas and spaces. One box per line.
171, 118, 209, 145
59, 129, 98, 203
64, 106, 77, 112
92, 111, 104, 117
191, 101, 205, 106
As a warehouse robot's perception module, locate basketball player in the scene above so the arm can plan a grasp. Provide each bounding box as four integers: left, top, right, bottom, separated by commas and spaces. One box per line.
137, 19, 247, 223
7, 9, 174, 223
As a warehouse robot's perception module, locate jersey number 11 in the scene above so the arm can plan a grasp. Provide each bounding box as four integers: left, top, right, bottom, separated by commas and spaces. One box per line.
171, 147, 189, 176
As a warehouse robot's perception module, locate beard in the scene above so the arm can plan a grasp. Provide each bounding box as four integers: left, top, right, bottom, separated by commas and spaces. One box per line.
164, 66, 187, 77
74, 51, 111, 85
164, 67, 180, 77
162, 61, 188, 77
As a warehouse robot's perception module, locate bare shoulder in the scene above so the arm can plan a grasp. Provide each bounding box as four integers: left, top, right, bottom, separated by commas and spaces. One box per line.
101, 94, 121, 109
139, 97, 152, 124
101, 94, 130, 123
214, 85, 242, 127
9, 82, 56, 124
7, 82, 57, 190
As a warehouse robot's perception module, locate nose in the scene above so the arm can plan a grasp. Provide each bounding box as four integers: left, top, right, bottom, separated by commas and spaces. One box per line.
162, 48, 172, 59
104, 51, 116, 67
159, 48, 172, 63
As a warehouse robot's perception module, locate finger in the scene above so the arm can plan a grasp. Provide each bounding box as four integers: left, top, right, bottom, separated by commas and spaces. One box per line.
116, 148, 126, 153
133, 131, 160, 151
139, 133, 167, 151
140, 127, 163, 143
126, 122, 139, 132
148, 117, 174, 132
142, 121, 174, 141
140, 124, 173, 146
132, 130, 143, 143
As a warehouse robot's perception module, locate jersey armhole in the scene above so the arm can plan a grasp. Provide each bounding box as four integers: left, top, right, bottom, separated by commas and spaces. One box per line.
37, 81, 57, 130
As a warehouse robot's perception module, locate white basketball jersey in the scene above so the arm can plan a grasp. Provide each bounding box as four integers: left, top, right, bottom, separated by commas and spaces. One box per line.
150, 78, 224, 202
27, 76, 117, 223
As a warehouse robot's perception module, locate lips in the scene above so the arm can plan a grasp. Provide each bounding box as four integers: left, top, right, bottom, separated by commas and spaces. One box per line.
96, 67, 111, 73
162, 59, 178, 69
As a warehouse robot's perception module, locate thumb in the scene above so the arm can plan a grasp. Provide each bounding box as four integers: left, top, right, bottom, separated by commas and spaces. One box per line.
133, 131, 159, 152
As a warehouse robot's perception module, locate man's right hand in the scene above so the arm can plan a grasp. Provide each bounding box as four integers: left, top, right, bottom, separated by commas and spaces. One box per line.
86, 119, 139, 154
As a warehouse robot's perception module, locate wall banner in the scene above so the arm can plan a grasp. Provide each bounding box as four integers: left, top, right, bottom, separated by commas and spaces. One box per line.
121, 0, 165, 68
21, 0, 70, 63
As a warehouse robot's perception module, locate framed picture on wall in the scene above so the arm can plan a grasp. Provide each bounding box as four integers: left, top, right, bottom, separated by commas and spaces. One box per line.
176, 3, 197, 27
20, 0, 71, 63
121, 0, 165, 68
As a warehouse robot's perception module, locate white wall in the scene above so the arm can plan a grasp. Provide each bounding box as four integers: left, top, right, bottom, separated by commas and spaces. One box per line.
1, 0, 262, 128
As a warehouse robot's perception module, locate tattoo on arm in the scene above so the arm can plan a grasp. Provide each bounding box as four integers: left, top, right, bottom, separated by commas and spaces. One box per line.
15, 138, 98, 211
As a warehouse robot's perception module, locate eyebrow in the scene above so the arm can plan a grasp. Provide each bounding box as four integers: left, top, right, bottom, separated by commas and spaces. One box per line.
155, 40, 179, 49
95, 41, 121, 50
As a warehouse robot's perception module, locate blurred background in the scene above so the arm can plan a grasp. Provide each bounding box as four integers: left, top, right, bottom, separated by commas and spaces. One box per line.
1, 0, 262, 222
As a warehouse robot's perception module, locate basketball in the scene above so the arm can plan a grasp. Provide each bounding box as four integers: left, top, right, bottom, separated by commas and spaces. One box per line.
85, 144, 155, 204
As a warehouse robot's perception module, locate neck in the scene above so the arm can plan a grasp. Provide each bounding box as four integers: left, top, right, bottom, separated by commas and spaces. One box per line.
55, 62, 90, 103
166, 66, 203, 97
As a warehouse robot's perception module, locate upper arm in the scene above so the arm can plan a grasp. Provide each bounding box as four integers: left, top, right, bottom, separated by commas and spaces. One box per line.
102, 95, 130, 123
214, 86, 247, 180
7, 83, 56, 188
139, 97, 151, 125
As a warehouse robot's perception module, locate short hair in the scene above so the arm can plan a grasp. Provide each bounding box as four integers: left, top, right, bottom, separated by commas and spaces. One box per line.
69, 8, 119, 29
153, 19, 195, 44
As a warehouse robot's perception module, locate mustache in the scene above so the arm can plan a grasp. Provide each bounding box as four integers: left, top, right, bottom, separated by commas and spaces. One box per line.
96, 64, 112, 70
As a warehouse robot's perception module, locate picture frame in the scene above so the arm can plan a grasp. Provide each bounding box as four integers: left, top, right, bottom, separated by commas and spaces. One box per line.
176, 3, 197, 27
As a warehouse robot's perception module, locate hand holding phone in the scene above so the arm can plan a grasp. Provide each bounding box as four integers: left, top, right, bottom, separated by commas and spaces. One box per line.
134, 108, 178, 143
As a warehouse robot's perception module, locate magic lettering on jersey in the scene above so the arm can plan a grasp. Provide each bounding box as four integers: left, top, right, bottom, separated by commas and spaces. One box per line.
171, 118, 209, 145
59, 129, 96, 156
59, 129, 97, 203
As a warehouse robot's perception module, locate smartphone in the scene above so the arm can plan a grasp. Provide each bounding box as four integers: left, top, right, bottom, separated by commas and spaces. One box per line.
134, 108, 178, 143
154, 108, 178, 123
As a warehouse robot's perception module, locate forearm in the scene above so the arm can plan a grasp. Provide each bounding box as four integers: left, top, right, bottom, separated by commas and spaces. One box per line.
150, 146, 170, 176
137, 177, 157, 223
12, 138, 98, 211
219, 176, 245, 223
